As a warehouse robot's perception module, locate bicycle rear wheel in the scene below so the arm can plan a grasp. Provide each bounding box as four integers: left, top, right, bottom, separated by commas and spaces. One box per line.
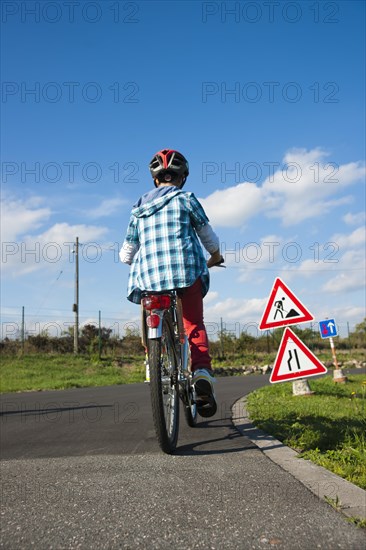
148, 313, 179, 454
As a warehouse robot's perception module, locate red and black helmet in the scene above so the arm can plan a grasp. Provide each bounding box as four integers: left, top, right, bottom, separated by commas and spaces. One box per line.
149, 149, 189, 188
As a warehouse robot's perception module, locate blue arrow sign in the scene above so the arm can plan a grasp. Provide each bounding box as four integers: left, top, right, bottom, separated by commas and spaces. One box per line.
319, 319, 338, 339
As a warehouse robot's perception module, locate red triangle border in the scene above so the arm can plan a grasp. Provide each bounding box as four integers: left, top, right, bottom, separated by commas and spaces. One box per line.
259, 278, 314, 331
270, 327, 327, 383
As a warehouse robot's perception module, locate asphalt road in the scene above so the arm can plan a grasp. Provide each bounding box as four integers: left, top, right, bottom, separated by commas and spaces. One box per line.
1, 376, 365, 549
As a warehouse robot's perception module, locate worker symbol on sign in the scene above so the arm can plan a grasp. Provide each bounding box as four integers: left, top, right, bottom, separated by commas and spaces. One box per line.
274, 298, 285, 319
274, 297, 299, 320
259, 278, 313, 331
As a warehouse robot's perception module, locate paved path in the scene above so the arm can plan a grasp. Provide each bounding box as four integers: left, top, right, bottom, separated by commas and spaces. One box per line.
1, 377, 365, 549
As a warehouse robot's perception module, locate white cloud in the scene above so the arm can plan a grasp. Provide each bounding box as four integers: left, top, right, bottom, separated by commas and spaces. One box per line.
33, 222, 107, 246
200, 182, 263, 227
204, 291, 219, 304
343, 212, 366, 226
280, 258, 336, 281
262, 149, 364, 226
330, 227, 365, 249
330, 307, 365, 325
200, 148, 365, 228
322, 272, 359, 293
1, 195, 109, 276
282, 147, 328, 166
322, 250, 365, 293
86, 198, 127, 219
1, 195, 51, 241
231, 235, 287, 283
205, 297, 266, 322
308, 305, 365, 334
278, 227, 365, 292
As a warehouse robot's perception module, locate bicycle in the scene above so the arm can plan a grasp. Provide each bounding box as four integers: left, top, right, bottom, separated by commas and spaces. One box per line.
141, 259, 225, 454
141, 290, 197, 454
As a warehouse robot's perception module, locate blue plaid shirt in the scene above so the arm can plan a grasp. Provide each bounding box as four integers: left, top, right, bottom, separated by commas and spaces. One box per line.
123, 187, 211, 303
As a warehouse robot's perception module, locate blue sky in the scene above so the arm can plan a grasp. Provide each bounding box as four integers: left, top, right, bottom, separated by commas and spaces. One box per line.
1, 0, 365, 339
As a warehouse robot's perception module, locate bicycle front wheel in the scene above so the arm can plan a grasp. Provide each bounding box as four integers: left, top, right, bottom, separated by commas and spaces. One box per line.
148, 313, 179, 454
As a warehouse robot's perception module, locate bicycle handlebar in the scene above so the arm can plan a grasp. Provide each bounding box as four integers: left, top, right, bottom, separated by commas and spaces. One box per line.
208, 256, 226, 268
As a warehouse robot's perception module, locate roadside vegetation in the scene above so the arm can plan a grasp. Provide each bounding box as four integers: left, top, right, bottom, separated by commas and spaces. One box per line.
1, 319, 365, 393
0, 354, 145, 393
246, 374, 366, 490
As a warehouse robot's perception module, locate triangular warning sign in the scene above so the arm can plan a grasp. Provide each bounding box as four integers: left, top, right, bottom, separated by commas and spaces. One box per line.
259, 277, 314, 330
270, 328, 327, 383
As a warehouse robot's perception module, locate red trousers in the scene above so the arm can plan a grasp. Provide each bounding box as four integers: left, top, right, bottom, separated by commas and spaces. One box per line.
180, 278, 212, 373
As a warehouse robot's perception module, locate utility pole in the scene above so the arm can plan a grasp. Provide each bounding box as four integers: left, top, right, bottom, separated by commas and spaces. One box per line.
220, 317, 224, 359
21, 306, 25, 355
98, 310, 102, 359
73, 237, 79, 354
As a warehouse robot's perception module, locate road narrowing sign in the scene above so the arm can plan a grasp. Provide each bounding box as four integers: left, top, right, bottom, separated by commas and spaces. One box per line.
270, 327, 327, 383
259, 278, 314, 331
319, 319, 338, 339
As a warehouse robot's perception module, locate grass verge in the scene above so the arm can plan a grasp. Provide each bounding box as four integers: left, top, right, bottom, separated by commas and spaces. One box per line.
0, 354, 145, 393
246, 375, 366, 491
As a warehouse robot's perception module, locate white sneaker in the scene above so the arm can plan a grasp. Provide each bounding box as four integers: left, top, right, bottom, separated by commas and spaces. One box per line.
193, 369, 217, 418
144, 355, 150, 383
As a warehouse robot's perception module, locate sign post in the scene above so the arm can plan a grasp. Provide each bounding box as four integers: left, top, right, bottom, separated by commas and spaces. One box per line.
318, 318, 347, 383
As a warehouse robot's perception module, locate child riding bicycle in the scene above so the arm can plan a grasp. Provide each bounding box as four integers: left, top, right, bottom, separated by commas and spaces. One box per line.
120, 149, 223, 417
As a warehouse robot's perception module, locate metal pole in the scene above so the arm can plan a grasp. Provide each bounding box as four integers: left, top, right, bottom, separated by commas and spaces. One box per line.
329, 337, 339, 368
73, 237, 79, 354
21, 306, 25, 355
330, 336, 347, 383
310, 322, 313, 350
98, 310, 102, 359
220, 317, 224, 359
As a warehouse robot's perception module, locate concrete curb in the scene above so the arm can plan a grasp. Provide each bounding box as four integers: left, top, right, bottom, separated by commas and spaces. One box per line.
232, 395, 366, 521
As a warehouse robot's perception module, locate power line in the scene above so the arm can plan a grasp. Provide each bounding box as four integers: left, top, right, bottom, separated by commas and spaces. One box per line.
34, 270, 64, 316
222, 265, 365, 271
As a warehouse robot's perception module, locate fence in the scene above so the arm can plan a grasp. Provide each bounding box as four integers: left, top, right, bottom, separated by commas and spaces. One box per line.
1, 308, 363, 349
1, 309, 360, 337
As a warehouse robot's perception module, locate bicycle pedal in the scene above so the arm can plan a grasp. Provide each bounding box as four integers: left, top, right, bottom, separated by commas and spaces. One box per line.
196, 396, 217, 418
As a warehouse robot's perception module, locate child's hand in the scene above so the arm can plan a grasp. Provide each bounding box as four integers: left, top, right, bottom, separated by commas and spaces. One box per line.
207, 250, 225, 268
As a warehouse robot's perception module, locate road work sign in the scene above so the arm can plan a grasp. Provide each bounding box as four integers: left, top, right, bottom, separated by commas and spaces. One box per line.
270, 328, 327, 383
259, 277, 314, 330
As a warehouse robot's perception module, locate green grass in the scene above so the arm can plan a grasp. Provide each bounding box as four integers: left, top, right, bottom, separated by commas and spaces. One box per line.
212, 349, 366, 368
246, 375, 366, 490
346, 517, 366, 529
0, 354, 145, 393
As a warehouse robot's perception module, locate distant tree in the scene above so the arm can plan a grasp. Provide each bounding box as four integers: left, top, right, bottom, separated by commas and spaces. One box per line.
349, 318, 366, 348
122, 327, 143, 355
28, 331, 51, 351
236, 331, 256, 353
79, 324, 113, 354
